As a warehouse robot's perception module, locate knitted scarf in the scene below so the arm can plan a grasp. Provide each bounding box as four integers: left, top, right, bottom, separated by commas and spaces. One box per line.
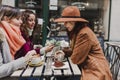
0, 21, 26, 58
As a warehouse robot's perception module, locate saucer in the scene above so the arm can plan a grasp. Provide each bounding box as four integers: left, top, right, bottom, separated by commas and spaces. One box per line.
28, 61, 44, 67
52, 62, 69, 70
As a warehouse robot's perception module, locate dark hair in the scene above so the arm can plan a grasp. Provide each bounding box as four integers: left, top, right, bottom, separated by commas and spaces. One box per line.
67, 22, 88, 39
0, 5, 21, 21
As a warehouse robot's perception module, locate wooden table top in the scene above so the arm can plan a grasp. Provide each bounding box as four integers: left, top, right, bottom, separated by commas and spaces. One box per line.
11, 57, 81, 78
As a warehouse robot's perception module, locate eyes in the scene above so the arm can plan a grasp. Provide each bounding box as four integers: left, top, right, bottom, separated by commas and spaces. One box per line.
16, 17, 22, 20
64, 21, 72, 24
28, 18, 35, 22
64, 21, 75, 26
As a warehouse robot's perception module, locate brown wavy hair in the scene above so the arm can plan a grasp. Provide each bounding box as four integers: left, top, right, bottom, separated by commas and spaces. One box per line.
20, 10, 37, 39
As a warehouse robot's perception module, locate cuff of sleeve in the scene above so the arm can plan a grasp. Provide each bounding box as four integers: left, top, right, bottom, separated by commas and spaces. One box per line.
35, 48, 40, 54
12, 57, 27, 70
40, 47, 46, 55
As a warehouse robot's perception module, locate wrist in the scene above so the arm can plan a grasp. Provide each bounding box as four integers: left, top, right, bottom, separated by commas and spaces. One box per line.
40, 47, 46, 54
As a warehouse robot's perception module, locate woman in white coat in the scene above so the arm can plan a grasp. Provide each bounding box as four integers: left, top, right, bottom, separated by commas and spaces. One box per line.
0, 28, 36, 78
0, 5, 37, 79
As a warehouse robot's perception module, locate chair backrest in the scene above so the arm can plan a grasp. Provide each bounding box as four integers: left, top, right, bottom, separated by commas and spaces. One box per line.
104, 42, 120, 80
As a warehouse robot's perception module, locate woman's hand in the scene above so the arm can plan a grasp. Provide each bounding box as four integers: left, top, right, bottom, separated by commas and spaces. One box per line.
45, 45, 54, 53
62, 47, 72, 57
24, 50, 37, 62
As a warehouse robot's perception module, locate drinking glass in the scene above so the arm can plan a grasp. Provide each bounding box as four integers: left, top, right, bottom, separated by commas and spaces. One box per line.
46, 57, 52, 71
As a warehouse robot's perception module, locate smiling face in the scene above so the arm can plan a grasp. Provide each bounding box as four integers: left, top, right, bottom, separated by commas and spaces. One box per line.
64, 21, 75, 31
9, 17, 23, 27
27, 14, 36, 29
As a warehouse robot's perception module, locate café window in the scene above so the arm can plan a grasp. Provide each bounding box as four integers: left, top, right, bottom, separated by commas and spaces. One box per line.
49, 0, 110, 40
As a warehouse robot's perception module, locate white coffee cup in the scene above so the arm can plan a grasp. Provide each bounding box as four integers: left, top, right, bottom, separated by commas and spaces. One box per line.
54, 50, 65, 62
31, 57, 42, 64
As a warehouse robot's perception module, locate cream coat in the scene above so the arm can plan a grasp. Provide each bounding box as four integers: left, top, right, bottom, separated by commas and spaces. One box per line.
70, 27, 112, 80
0, 28, 27, 78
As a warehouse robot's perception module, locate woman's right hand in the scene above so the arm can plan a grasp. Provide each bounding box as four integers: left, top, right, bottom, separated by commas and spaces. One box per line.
24, 50, 37, 62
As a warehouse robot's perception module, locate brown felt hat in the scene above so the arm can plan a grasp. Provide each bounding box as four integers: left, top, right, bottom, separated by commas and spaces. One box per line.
54, 6, 88, 22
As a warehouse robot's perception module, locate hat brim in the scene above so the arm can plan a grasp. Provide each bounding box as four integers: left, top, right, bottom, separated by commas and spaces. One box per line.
54, 18, 89, 23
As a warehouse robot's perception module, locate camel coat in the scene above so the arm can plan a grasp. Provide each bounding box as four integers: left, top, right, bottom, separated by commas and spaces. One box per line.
70, 26, 112, 80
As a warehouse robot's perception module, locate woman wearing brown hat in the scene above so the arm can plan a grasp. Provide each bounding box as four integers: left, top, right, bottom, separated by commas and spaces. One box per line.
54, 6, 112, 80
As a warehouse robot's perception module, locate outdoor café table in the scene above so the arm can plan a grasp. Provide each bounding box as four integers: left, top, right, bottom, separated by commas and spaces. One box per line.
11, 57, 81, 80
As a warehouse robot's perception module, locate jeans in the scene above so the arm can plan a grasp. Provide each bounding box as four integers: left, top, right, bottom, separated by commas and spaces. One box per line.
19, 77, 43, 80
54, 76, 80, 80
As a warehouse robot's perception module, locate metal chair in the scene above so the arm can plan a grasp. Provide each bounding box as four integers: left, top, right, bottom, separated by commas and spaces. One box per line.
104, 42, 120, 80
